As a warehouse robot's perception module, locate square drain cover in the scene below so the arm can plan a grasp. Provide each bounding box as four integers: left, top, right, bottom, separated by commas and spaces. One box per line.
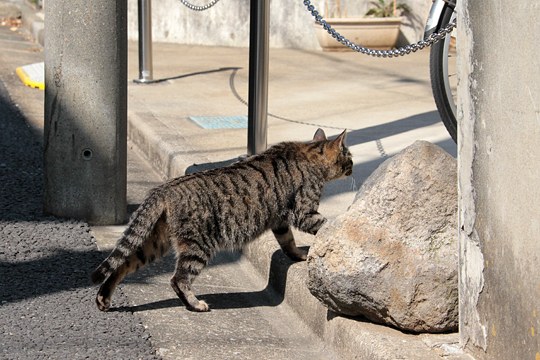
189, 115, 248, 129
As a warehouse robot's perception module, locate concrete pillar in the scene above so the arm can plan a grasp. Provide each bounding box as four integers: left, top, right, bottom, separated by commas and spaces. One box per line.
458, 1, 540, 358
44, 0, 128, 225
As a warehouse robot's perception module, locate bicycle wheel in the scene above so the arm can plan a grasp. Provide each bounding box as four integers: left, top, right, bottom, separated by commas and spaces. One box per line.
429, 5, 457, 142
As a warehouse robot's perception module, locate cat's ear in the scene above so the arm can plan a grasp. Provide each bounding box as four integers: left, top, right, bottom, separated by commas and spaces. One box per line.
331, 130, 347, 149
312, 128, 327, 142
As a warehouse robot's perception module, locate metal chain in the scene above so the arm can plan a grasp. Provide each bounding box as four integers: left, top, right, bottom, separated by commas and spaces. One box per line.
375, 139, 388, 158
178, 0, 221, 11
304, 0, 456, 57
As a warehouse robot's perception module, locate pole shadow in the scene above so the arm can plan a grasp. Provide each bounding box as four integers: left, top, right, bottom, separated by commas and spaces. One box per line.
132, 67, 241, 85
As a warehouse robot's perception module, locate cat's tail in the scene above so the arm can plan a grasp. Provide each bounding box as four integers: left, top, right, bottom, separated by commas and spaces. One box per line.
91, 189, 165, 284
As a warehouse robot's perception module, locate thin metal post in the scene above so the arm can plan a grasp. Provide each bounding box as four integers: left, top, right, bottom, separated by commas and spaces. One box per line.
135, 0, 153, 83
247, 0, 269, 155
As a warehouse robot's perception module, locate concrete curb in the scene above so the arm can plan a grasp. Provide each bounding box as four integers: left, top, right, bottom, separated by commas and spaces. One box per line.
128, 112, 196, 181
126, 112, 471, 360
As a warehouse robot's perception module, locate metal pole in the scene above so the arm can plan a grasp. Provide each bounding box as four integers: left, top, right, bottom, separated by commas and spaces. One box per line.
135, 0, 154, 83
247, 0, 269, 155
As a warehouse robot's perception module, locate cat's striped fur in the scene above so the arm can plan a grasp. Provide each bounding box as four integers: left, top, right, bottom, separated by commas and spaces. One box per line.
91, 129, 353, 312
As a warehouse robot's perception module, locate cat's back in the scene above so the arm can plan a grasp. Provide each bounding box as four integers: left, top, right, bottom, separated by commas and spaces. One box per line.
171, 141, 303, 186
160, 141, 310, 213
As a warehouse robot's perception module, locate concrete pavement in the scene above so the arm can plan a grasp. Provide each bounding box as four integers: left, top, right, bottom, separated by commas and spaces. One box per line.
0, 2, 472, 358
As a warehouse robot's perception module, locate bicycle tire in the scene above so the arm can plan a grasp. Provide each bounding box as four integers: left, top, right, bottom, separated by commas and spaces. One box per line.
429, 4, 457, 142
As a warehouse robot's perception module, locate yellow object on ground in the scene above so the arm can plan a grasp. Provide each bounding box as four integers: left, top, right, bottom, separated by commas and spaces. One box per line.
16, 62, 44, 90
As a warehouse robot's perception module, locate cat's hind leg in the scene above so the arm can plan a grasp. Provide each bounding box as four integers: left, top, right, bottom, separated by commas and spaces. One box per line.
96, 250, 147, 311
96, 267, 125, 311
95, 219, 171, 311
170, 241, 210, 312
272, 224, 307, 261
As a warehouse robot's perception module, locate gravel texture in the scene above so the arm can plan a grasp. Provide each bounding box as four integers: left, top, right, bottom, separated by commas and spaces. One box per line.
0, 80, 159, 359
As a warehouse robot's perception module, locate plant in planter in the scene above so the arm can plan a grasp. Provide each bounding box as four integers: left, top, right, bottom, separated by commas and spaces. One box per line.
365, 0, 410, 18
314, 0, 410, 51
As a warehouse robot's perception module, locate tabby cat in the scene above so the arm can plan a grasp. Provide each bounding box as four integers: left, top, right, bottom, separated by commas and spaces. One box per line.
92, 128, 353, 312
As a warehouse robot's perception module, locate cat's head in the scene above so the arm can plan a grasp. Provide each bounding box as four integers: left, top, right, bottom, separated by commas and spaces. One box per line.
310, 128, 353, 180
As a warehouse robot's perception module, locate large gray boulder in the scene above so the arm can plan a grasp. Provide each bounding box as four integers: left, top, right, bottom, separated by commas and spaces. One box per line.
307, 141, 458, 333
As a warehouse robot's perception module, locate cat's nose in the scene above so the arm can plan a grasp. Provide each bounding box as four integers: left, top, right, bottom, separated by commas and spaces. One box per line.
344, 161, 353, 176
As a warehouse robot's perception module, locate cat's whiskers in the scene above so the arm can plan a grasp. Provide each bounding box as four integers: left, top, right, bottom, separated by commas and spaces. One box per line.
350, 177, 357, 192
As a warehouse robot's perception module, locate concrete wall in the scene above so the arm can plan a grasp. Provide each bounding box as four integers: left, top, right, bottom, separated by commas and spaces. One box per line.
458, 1, 540, 359
126, 0, 432, 50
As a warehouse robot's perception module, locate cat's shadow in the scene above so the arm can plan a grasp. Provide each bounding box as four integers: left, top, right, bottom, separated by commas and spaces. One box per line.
113, 247, 307, 313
